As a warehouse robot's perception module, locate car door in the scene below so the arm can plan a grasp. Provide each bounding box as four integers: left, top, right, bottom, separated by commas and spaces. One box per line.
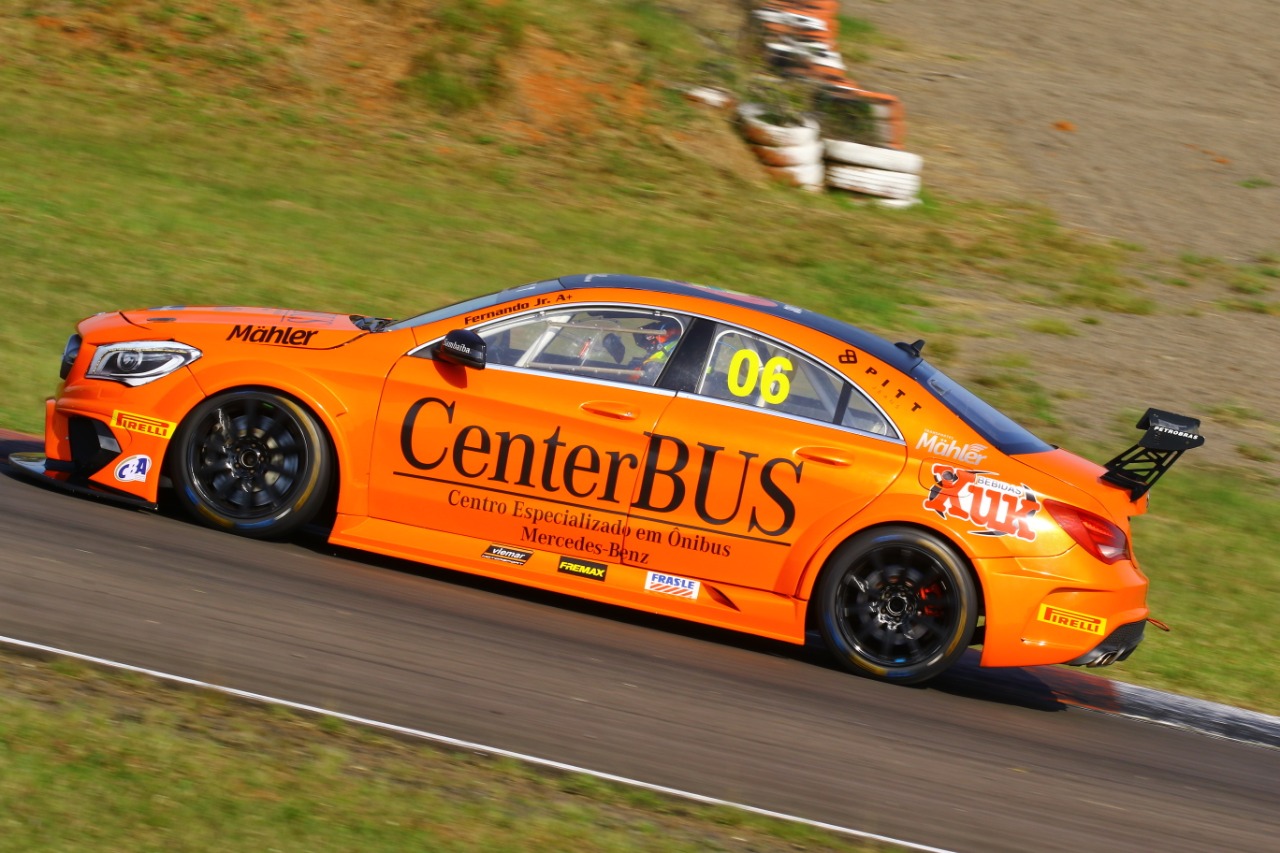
618, 322, 908, 592
368, 306, 690, 566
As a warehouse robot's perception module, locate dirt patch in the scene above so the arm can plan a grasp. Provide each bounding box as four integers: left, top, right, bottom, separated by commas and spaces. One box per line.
849, 0, 1280, 260
844, 0, 1280, 474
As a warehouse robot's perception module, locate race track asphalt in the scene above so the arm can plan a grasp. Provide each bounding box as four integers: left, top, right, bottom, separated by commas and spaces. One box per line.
1, 434, 1275, 852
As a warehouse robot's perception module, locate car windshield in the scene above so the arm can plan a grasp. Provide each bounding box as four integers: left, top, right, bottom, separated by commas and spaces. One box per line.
384, 279, 564, 331
913, 361, 1052, 455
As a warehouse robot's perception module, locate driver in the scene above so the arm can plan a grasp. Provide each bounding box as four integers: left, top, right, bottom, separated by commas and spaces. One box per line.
634, 317, 683, 381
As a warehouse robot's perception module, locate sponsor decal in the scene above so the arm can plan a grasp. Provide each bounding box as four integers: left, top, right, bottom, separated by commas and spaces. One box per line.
860, 365, 922, 412
1038, 604, 1107, 636
111, 410, 176, 439
399, 397, 801, 537
1152, 425, 1200, 441
838, 349, 858, 365
441, 338, 472, 355
916, 430, 988, 465
226, 325, 320, 347
557, 556, 607, 581
464, 301, 529, 326
113, 454, 151, 483
644, 571, 700, 600
482, 544, 533, 565
924, 463, 1040, 540
280, 311, 336, 326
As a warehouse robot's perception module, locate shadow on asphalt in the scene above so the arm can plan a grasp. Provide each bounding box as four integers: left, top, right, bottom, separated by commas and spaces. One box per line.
4, 431, 1111, 718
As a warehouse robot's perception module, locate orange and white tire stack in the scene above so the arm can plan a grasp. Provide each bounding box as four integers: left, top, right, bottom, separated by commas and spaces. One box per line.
738, 103, 825, 192
745, 2, 922, 204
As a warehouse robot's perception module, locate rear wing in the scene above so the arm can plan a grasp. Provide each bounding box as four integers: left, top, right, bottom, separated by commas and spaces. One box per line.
1102, 408, 1205, 500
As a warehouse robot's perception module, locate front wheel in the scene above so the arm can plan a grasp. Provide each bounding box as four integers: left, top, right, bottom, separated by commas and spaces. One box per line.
171, 390, 331, 539
816, 526, 978, 685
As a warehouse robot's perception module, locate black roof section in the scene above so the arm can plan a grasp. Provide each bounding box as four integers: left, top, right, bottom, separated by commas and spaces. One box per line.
557, 274, 918, 372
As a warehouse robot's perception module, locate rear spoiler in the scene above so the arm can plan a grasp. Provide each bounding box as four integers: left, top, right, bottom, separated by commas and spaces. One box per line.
1101, 408, 1204, 500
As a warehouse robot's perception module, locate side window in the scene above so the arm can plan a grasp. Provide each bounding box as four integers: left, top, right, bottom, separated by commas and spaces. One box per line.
474, 308, 689, 387
696, 325, 894, 435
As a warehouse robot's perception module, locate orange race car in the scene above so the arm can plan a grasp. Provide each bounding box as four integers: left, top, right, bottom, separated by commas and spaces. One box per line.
10, 274, 1205, 683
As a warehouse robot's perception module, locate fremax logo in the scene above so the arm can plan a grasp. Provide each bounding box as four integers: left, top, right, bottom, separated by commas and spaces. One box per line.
916, 430, 988, 465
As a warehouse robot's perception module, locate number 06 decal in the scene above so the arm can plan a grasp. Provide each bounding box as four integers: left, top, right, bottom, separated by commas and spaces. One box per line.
728, 350, 793, 404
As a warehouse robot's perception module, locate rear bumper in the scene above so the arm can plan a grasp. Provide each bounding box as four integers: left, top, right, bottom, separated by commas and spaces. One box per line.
1064, 619, 1146, 667
977, 551, 1149, 668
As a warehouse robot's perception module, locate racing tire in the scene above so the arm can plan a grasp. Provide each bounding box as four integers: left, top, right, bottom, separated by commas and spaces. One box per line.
739, 103, 820, 147
816, 526, 978, 685
825, 164, 922, 200
823, 139, 924, 174
171, 389, 332, 540
764, 161, 825, 192
750, 140, 823, 167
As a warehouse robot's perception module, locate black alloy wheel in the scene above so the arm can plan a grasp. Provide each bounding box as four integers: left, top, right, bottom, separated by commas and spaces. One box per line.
816, 526, 978, 685
171, 390, 331, 539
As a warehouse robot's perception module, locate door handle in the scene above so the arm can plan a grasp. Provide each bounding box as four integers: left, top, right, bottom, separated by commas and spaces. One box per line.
580, 401, 638, 421
796, 446, 853, 467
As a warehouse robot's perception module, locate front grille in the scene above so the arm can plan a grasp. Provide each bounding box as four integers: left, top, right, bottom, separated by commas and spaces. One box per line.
67, 416, 121, 478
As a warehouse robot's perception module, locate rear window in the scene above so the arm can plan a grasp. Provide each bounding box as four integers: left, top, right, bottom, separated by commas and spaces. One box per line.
913, 362, 1052, 455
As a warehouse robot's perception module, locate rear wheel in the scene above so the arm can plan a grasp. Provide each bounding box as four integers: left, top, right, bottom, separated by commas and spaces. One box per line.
816, 526, 977, 684
171, 390, 331, 539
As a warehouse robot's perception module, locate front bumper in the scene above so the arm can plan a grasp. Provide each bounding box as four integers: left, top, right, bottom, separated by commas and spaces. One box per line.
7, 450, 158, 510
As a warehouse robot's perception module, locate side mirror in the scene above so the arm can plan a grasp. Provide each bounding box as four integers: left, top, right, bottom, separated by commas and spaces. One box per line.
435, 329, 486, 370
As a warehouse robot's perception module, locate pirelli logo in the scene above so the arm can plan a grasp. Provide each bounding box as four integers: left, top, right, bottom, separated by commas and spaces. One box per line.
111, 410, 176, 439
1038, 604, 1107, 636
557, 556, 607, 582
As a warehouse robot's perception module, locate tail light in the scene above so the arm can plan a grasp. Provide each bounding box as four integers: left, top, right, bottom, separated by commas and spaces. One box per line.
1044, 499, 1130, 564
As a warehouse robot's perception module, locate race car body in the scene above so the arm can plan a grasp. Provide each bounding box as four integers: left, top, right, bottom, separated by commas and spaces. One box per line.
11, 274, 1204, 683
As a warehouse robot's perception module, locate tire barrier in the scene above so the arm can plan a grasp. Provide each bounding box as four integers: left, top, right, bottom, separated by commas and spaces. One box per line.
738, 102, 820, 147
739, 2, 921, 205
764, 162, 826, 193
826, 164, 921, 202
751, 140, 824, 167
737, 103, 825, 192
824, 139, 923, 175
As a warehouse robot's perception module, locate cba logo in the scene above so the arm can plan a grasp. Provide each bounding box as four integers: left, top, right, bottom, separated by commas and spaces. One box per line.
113, 454, 152, 483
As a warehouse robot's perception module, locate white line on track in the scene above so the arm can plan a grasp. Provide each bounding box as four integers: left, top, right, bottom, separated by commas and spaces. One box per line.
2, 633, 956, 853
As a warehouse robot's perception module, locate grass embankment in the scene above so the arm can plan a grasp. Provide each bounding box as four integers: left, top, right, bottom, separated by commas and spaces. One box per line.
0, 650, 890, 852
0, 0, 1276, 844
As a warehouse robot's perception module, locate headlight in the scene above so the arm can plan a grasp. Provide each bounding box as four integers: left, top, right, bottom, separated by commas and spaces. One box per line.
86, 341, 202, 386
60, 334, 82, 380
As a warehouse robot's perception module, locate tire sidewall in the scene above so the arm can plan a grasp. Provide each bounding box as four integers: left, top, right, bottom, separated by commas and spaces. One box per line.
171, 389, 331, 540
816, 525, 977, 684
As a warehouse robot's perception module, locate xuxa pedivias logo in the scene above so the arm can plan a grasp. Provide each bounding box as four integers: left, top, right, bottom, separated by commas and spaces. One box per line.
924, 463, 1040, 540
397, 396, 804, 545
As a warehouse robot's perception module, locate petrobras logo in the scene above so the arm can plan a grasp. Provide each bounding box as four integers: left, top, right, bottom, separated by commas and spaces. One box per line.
916, 430, 988, 465
644, 571, 700, 600
113, 454, 152, 483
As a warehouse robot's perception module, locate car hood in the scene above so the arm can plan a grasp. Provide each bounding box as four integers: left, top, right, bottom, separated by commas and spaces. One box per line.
119, 306, 366, 349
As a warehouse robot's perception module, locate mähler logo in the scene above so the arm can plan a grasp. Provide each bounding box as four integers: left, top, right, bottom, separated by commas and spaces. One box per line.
916, 430, 988, 465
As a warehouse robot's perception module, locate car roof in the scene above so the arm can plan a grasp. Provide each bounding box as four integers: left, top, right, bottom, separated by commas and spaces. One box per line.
556, 274, 920, 373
